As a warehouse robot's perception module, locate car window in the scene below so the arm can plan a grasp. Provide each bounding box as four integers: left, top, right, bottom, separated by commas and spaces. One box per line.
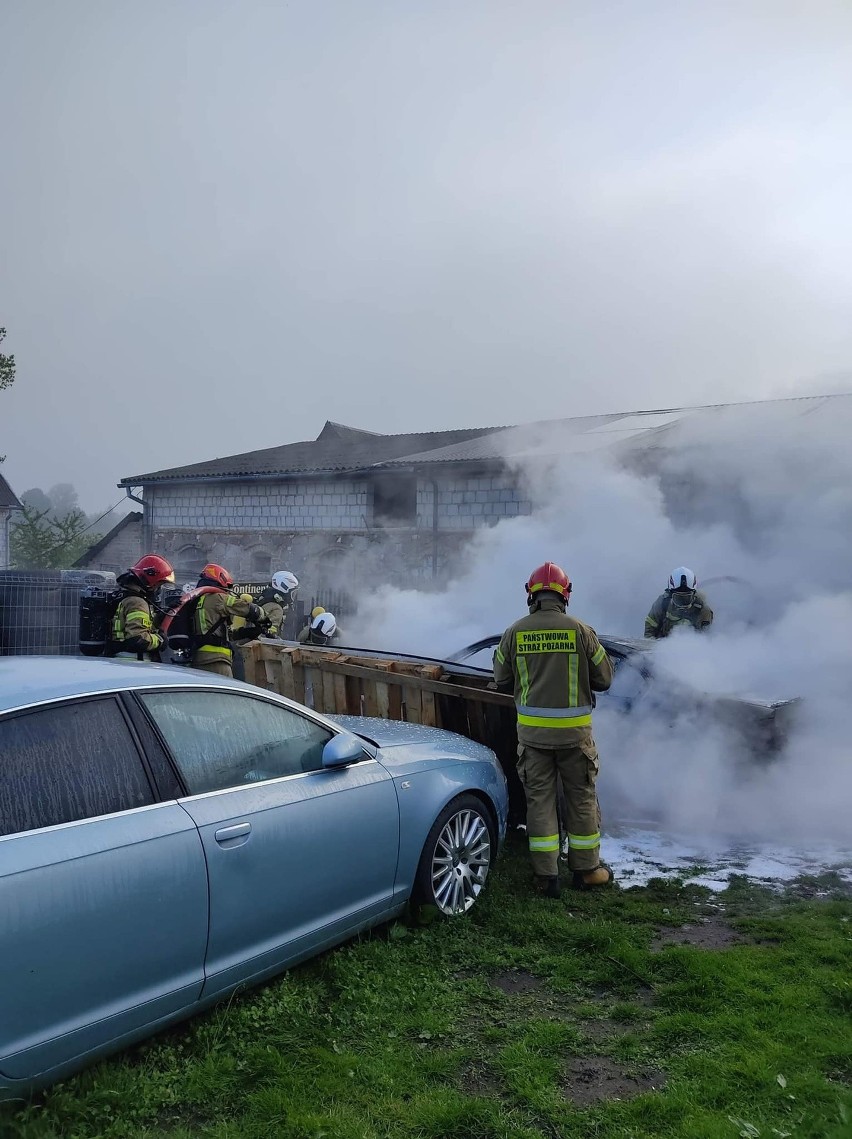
0, 698, 155, 838
139, 691, 335, 795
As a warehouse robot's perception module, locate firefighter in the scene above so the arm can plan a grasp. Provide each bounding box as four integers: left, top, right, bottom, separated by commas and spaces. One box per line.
191, 563, 268, 677
256, 570, 299, 637
493, 562, 614, 896
297, 610, 339, 646
111, 554, 175, 660
644, 567, 713, 639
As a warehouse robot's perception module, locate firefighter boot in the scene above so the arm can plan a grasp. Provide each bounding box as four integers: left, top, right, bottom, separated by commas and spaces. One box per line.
533, 874, 561, 899
570, 864, 614, 891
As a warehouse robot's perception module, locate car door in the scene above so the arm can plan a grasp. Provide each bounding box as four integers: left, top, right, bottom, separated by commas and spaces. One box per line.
138, 689, 399, 999
0, 696, 208, 1082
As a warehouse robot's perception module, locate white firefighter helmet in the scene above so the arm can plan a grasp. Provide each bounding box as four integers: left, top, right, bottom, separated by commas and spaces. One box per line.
669, 566, 697, 591
311, 611, 337, 638
271, 570, 299, 598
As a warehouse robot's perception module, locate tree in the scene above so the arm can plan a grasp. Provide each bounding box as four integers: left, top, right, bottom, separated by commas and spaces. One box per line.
0, 326, 14, 463
0, 327, 13, 392
10, 504, 100, 569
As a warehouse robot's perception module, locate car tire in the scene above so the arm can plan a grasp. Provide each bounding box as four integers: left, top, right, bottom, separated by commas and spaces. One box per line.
412, 794, 496, 918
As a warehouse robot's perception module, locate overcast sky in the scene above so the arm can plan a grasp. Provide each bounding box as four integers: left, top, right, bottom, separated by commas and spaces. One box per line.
2, 0, 852, 509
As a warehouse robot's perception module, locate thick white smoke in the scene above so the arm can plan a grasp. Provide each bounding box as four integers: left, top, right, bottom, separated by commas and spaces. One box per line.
345, 400, 852, 853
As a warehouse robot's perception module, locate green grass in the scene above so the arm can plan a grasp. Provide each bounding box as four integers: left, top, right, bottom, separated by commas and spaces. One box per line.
2, 835, 851, 1139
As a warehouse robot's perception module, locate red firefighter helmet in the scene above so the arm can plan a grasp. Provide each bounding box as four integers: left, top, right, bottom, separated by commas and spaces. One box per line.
526, 561, 572, 601
129, 554, 175, 591
199, 563, 234, 590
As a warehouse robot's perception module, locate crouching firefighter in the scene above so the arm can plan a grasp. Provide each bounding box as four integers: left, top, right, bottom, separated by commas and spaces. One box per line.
645, 566, 713, 639
191, 563, 268, 677
111, 555, 175, 660
493, 561, 614, 897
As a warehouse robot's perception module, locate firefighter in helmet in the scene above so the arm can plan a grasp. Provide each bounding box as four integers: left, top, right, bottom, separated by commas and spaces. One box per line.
644, 567, 713, 639
191, 563, 268, 677
297, 609, 339, 646
256, 570, 299, 637
111, 554, 175, 660
493, 562, 614, 896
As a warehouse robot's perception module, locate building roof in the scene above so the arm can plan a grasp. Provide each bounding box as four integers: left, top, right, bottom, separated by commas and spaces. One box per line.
119, 394, 852, 487
72, 511, 142, 568
121, 421, 505, 486
0, 472, 22, 510
373, 393, 852, 468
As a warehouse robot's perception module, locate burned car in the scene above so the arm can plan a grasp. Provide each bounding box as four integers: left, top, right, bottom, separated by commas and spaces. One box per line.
448, 633, 799, 758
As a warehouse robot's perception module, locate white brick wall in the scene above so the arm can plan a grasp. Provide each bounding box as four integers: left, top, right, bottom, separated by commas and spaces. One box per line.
417, 475, 531, 530
150, 480, 369, 532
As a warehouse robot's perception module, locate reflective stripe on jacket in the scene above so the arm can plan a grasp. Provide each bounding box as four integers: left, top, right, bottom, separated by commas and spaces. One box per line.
493, 593, 613, 747
192, 590, 256, 662
111, 592, 162, 655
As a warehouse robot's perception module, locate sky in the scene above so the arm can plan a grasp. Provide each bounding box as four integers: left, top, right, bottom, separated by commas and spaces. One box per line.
2, 0, 852, 510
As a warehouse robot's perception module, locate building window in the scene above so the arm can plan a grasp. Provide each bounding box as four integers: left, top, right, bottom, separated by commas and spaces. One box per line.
251, 550, 271, 577
371, 476, 417, 526
175, 545, 207, 584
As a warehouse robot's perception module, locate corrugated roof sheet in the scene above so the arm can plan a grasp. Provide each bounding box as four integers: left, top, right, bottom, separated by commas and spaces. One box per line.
121, 421, 505, 484
374, 394, 852, 469
120, 395, 852, 485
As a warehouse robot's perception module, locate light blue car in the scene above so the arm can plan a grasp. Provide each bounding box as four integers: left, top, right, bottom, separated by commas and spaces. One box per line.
0, 657, 507, 1101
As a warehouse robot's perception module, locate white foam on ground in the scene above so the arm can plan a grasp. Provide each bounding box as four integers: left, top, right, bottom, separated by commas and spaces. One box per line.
599, 824, 852, 891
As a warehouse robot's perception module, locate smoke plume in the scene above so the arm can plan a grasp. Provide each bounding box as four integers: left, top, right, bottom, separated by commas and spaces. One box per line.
346, 398, 852, 852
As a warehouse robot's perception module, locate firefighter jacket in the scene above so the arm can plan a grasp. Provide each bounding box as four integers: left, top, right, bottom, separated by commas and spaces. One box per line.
111, 588, 163, 657
493, 593, 613, 748
229, 594, 256, 634
192, 590, 261, 664
256, 585, 289, 636
644, 590, 713, 639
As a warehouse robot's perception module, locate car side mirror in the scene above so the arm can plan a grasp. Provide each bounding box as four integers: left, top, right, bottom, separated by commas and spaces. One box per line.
322, 733, 366, 769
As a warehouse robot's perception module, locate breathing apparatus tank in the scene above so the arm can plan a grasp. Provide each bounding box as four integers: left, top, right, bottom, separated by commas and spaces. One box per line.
159, 585, 222, 663
78, 586, 123, 656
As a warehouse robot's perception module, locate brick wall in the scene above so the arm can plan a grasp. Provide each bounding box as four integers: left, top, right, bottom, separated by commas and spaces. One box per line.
149, 480, 369, 532
416, 475, 530, 530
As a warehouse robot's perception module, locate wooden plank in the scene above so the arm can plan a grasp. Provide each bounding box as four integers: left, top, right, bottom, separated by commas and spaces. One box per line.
418, 664, 445, 680
291, 658, 306, 705
278, 650, 296, 700
358, 678, 376, 717
303, 667, 318, 709
262, 655, 282, 694
421, 690, 438, 727
288, 657, 513, 707
375, 681, 390, 719
342, 675, 358, 715
403, 685, 422, 724
322, 670, 338, 714
467, 698, 488, 745
388, 684, 403, 720
333, 672, 348, 715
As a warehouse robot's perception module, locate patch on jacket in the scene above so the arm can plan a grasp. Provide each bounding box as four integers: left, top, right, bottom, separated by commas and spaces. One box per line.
516, 629, 577, 654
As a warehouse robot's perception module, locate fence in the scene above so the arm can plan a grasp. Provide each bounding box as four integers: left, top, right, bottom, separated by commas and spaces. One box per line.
238, 639, 526, 824
0, 572, 351, 656
0, 570, 116, 656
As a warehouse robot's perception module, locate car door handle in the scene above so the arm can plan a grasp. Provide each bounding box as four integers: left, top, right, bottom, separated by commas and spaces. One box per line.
214, 822, 252, 847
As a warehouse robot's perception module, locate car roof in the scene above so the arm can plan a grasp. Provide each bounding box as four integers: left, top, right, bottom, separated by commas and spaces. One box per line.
0, 656, 256, 715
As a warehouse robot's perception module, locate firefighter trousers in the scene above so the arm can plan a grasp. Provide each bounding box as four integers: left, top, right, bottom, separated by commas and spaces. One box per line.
191, 657, 233, 678
517, 742, 602, 875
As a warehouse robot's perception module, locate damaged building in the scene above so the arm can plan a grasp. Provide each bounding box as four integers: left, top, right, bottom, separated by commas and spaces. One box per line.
76, 395, 850, 607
